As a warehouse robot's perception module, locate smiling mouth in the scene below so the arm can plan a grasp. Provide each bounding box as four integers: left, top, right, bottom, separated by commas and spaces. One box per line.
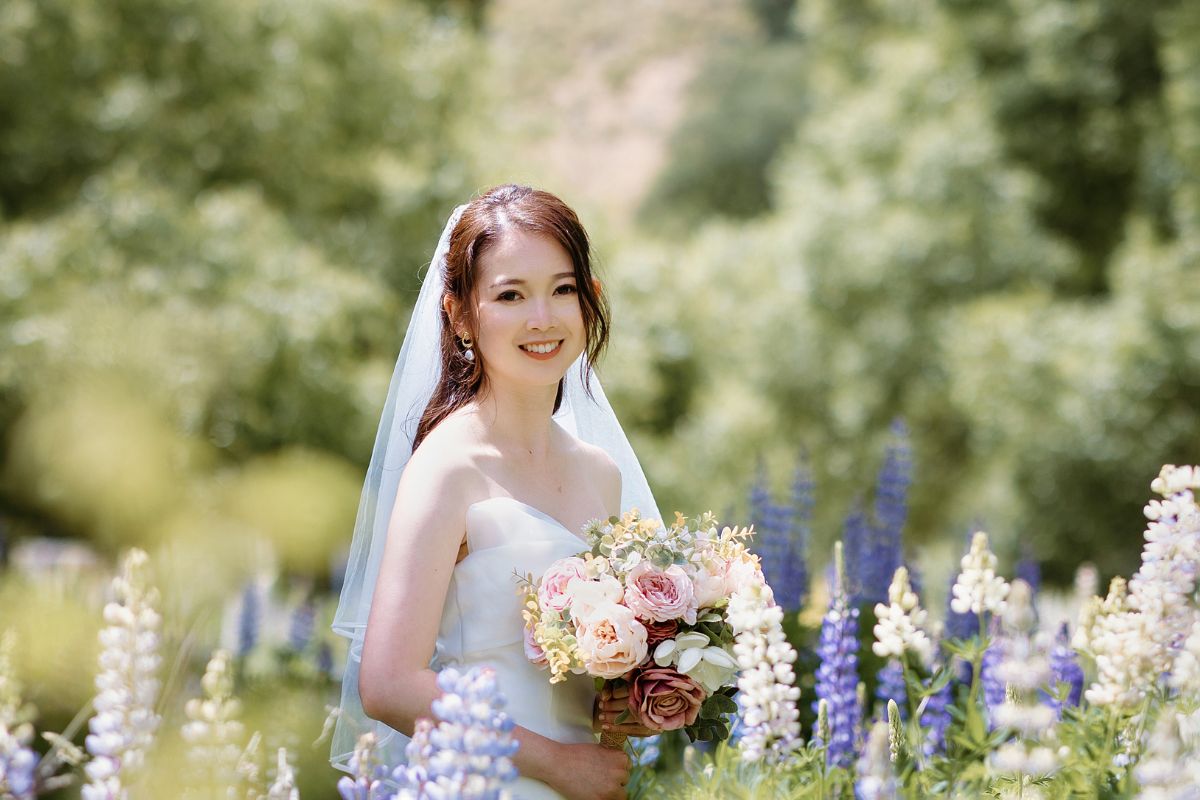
519, 340, 563, 358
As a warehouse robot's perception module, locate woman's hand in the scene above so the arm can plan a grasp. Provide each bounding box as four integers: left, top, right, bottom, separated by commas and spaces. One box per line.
547, 742, 631, 800
593, 683, 659, 738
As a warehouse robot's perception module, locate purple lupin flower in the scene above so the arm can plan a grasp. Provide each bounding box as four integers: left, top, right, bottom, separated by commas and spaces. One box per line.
874, 660, 907, 722
1015, 544, 1041, 599
813, 542, 862, 769
0, 739, 38, 800
980, 621, 1008, 727
784, 456, 814, 607
871, 418, 911, 558
842, 498, 872, 605
847, 423, 910, 606
288, 596, 315, 653
1041, 623, 1083, 716
393, 665, 520, 798
237, 580, 261, 657
747, 463, 808, 611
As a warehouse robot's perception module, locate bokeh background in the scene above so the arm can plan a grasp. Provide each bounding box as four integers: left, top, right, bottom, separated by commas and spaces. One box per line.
1, 0, 1197, 792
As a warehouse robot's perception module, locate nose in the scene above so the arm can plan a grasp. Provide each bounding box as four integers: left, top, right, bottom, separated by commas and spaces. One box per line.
526, 296, 556, 331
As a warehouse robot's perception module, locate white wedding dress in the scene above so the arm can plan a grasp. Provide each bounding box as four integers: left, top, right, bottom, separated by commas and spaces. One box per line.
430, 495, 600, 799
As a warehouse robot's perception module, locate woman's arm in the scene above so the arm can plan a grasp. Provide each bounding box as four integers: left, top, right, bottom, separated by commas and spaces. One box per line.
358, 439, 472, 734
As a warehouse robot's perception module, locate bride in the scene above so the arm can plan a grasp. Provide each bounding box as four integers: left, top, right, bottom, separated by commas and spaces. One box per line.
330, 185, 660, 799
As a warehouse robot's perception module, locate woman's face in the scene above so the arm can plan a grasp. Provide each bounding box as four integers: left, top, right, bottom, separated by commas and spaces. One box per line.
464, 228, 593, 391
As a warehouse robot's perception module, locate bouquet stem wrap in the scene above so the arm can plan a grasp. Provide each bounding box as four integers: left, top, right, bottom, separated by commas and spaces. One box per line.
600, 730, 628, 750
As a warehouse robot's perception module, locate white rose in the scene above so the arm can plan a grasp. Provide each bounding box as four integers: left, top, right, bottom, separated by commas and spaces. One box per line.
563, 574, 623, 619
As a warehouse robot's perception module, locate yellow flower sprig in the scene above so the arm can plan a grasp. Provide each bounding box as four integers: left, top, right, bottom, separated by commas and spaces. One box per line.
517, 572, 582, 684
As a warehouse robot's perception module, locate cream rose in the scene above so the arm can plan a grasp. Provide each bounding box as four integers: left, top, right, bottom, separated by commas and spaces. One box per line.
574, 602, 649, 679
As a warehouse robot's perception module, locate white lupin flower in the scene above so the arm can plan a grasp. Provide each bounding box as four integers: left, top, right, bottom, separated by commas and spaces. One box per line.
729, 582, 802, 764
950, 532, 1010, 617
872, 567, 932, 665
854, 721, 897, 800
182, 650, 245, 795
1172, 618, 1200, 693
266, 748, 299, 800
1081, 578, 1160, 708
1134, 714, 1199, 800
1081, 466, 1200, 708
1125, 465, 1200, 674
82, 549, 162, 800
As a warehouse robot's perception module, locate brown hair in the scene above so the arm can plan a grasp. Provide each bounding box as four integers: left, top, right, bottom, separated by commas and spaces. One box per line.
412, 184, 610, 450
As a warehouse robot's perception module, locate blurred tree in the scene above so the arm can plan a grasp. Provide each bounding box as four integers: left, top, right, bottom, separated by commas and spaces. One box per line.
0, 0, 477, 293
938, 0, 1179, 295
637, 39, 807, 229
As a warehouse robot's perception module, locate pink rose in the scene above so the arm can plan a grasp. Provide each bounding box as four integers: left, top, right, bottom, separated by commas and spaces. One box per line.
628, 666, 705, 731
642, 618, 679, 649
524, 624, 548, 667
538, 557, 588, 613
623, 562, 697, 625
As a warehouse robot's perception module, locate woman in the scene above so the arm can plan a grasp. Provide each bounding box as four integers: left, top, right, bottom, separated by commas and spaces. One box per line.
331, 185, 659, 799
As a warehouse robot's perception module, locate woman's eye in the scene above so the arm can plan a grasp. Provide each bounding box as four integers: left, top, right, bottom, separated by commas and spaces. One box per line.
555, 284, 578, 295
497, 290, 521, 302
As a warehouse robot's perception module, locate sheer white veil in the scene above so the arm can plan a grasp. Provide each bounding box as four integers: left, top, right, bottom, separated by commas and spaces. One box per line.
330, 199, 661, 772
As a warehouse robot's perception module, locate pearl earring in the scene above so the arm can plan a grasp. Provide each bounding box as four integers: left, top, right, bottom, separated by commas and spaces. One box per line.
459, 333, 475, 362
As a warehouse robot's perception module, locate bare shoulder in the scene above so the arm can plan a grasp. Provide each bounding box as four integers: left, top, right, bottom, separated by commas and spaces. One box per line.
562, 429, 622, 515
398, 413, 487, 508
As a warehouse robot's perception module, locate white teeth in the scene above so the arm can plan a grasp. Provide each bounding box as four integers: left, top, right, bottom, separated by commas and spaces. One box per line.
521, 341, 561, 354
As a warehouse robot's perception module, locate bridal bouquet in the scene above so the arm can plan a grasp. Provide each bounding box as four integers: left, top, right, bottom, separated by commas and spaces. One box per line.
518, 509, 769, 744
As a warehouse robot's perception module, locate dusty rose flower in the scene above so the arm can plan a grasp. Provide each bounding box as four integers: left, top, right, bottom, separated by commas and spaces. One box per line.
623, 562, 697, 624
538, 557, 589, 613
575, 602, 649, 679
629, 666, 705, 731
524, 623, 548, 668
642, 618, 679, 649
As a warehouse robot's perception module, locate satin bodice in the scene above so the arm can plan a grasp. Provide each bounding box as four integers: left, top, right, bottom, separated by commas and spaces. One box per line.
432, 496, 600, 799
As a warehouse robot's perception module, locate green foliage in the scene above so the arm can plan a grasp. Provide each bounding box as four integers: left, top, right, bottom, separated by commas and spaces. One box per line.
638, 39, 807, 228
0, 0, 476, 290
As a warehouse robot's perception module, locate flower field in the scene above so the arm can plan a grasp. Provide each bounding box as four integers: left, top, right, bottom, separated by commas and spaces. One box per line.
3, 461, 1199, 799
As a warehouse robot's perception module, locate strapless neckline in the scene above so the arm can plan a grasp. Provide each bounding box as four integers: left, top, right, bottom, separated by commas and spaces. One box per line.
466, 495, 589, 544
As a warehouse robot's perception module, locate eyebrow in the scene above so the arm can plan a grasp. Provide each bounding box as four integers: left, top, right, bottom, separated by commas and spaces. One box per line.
489, 272, 577, 289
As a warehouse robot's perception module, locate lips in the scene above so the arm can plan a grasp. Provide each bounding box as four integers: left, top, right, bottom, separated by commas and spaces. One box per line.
519, 339, 563, 360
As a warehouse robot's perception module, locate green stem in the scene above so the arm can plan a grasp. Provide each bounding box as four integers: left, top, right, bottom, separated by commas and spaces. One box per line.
968, 613, 987, 712
899, 656, 927, 780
